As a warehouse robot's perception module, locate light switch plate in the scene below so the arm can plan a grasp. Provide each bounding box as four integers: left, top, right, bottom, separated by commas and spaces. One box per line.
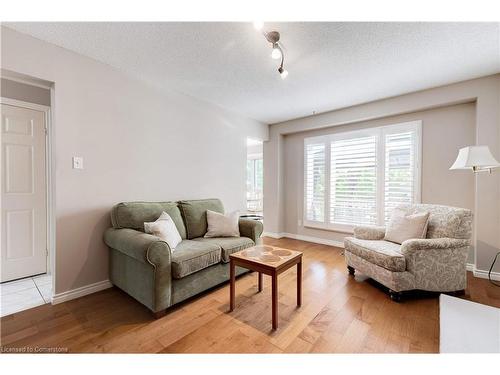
73, 156, 84, 169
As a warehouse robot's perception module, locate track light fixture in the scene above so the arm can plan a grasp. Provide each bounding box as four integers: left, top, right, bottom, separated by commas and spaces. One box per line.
278, 66, 288, 79
271, 44, 282, 60
254, 23, 288, 79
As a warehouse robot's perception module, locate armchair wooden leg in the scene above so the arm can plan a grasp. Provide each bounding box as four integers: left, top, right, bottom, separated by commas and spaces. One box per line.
347, 266, 355, 276
389, 290, 402, 302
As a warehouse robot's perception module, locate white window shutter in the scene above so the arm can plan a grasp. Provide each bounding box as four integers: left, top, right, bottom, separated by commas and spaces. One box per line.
305, 142, 326, 223
330, 135, 378, 226
304, 121, 421, 229
384, 131, 416, 222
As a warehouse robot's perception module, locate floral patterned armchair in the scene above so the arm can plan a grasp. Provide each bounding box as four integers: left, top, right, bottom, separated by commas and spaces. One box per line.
343, 204, 473, 301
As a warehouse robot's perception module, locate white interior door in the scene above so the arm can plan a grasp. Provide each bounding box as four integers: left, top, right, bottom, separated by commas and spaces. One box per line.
1, 104, 47, 282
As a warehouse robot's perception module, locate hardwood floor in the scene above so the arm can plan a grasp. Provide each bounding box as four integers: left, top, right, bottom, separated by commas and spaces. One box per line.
1, 237, 499, 353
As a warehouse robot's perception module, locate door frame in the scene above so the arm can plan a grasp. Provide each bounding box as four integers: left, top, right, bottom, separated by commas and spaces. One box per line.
0, 97, 55, 301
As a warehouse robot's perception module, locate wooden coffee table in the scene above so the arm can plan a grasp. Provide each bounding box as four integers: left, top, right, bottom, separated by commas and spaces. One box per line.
229, 245, 303, 330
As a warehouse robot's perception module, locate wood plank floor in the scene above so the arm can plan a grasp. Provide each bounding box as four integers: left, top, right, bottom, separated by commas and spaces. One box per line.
1, 237, 499, 353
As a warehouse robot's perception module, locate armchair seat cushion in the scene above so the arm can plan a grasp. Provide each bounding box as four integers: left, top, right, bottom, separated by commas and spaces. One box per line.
193, 237, 255, 263
171, 240, 221, 279
344, 238, 406, 272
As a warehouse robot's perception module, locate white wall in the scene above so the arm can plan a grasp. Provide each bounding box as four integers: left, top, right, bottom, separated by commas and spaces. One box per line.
265, 75, 500, 273
1, 26, 268, 295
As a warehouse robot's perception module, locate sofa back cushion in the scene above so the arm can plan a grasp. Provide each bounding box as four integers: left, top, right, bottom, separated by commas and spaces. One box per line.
179, 199, 224, 239
111, 201, 187, 239
395, 204, 472, 240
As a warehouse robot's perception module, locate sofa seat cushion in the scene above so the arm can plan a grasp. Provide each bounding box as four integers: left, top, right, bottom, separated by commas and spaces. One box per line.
344, 238, 406, 272
171, 240, 221, 279
193, 237, 255, 263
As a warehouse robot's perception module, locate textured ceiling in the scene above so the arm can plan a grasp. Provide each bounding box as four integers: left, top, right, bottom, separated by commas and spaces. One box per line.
5, 22, 500, 124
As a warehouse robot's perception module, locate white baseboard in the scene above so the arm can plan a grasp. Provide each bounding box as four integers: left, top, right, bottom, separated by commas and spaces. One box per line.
263, 231, 344, 248
465, 263, 500, 281
51, 280, 113, 305
46, 262, 497, 307
262, 231, 286, 239
284, 233, 345, 248
472, 268, 500, 282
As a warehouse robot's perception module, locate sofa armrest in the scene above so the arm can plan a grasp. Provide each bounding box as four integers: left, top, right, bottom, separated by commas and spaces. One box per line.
104, 228, 172, 267
400, 238, 470, 256
353, 226, 386, 240
239, 219, 263, 243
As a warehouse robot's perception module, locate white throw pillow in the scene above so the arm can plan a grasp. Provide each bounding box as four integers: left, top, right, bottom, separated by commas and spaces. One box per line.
384, 208, 430, 245
204, 210, 240, 238
144, 211, 182, 250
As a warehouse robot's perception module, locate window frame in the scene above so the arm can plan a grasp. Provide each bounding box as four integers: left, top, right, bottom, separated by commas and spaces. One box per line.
246, 155, 263, 212
247, 155, 263, 191
304, 135, 329, 227
303, 120, 422, 233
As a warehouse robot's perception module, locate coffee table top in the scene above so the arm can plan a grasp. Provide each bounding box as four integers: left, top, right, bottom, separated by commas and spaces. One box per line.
230, 245, 302, 269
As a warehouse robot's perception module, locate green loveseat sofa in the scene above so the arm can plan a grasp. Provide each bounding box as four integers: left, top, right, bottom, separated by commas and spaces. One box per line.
104, 198, 263, 317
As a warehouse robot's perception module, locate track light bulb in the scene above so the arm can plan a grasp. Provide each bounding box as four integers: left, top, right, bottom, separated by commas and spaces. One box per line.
253, 21, 264, 31
271, 45, 282, 60
278, 67, 288, 79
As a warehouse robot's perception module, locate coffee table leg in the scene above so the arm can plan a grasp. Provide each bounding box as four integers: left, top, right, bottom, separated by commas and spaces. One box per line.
258, 272, 263, 292
297, 260, 302, 307
229, 259, 235, 312
272, 273, 278, 330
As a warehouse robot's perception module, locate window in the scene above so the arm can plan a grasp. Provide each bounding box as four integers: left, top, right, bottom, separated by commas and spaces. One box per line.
304, 121, 421, 231
305, 142, 326, 222
384, 130, 417, 222
330, 134, 378, 226
246, 137, 263, 213
247, 158, 263, 212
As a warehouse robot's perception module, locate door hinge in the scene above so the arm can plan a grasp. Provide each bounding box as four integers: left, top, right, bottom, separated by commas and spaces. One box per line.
46, 249, 49, 257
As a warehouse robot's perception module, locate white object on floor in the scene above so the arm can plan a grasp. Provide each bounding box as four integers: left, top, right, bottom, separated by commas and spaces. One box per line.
0, 274, 52, 317
440, 294, 500, 353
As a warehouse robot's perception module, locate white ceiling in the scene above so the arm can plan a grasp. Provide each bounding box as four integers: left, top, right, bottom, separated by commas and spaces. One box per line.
6, 22, 500, 124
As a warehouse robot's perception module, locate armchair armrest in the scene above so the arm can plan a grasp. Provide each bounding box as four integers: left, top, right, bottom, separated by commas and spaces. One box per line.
400, 238, 470, 256
353, 226, 386, 240
104, 228, 172, 267
239, 219, 264, 243
400, 238, 470, 290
